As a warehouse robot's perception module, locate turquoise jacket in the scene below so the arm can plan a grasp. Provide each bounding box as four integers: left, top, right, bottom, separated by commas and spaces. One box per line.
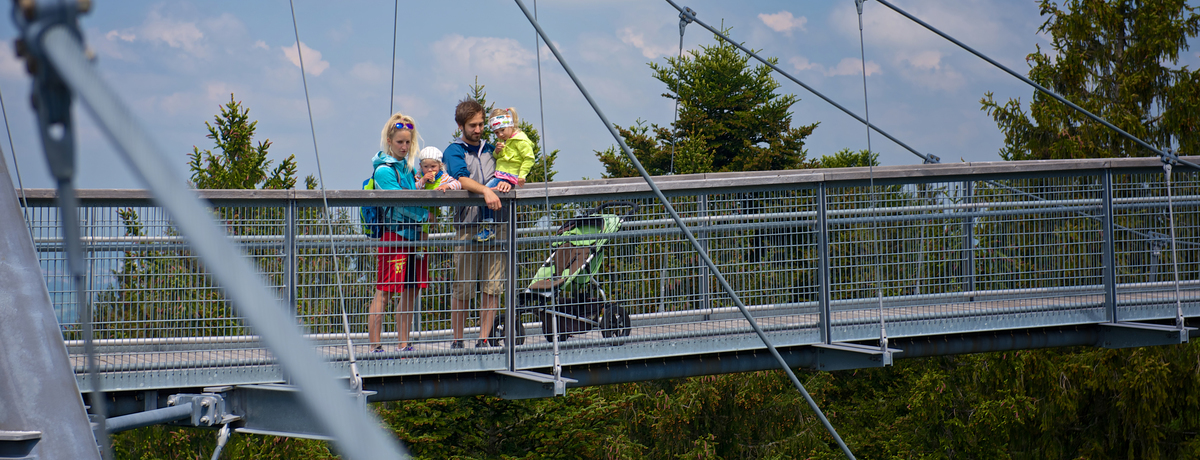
371, 151, 427, 240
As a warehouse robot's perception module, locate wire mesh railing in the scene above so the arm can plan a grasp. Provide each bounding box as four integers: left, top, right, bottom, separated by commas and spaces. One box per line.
20, 158, 1200, 392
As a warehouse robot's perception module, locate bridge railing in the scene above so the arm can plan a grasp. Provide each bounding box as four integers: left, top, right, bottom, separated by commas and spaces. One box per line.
20, 157, 1200, 392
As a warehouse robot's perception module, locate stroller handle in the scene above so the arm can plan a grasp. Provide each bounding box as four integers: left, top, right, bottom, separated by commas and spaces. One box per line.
589, 201, 640, 219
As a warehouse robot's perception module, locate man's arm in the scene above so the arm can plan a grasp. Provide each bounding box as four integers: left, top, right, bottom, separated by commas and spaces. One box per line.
458, 176, 501, 210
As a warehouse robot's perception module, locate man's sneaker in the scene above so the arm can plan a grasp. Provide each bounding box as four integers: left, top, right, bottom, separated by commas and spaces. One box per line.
475, 227, 495, 242
450, 340, 464, 349
372, 346, 384, 353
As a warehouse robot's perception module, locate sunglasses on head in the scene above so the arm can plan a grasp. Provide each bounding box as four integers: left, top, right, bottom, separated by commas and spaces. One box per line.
394, 122, 414, 130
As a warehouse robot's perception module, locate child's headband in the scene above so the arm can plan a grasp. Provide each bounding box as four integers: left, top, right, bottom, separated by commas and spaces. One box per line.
489, 114, 514, 131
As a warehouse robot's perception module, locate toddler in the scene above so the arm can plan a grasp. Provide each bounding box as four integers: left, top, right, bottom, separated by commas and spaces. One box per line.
476, 107, 534, 242
415, 146, 461, 254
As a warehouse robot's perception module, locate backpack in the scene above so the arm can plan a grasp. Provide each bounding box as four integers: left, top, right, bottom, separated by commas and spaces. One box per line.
361, 164, 401, 238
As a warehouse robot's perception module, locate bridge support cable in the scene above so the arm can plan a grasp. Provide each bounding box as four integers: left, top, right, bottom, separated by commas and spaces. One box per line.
211, 424, 233, 460
26, 15, 407, 460
512, 2, 856, 458
873, 0, 1197, 171
286, 0, 366, 400
1162, 158, 1188, 334
388, 0, 398, 116
855, 0, 890, 356
670, 6, 694, 174
13, 2, 112, 457
663, 0, 937, 165
527, 0, 566, 393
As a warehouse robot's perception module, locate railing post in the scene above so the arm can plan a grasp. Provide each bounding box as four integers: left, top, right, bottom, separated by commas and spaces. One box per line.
82, 206, 93, 329
817, 183, 832, 344
964, 181, 975, 297
505, 196, 518, 371
1102, 170, 1117, 322
284, 199, 297, 313
699, 194, 711, 314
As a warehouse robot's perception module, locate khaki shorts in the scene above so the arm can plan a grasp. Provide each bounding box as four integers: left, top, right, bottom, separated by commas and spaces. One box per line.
451, 225, 507, 299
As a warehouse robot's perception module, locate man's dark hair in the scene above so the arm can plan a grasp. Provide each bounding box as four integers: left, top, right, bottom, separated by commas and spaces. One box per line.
455, 98, 485, 127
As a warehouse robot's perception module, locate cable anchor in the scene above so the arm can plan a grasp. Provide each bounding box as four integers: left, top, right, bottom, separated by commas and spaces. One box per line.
678, 6, 696, 35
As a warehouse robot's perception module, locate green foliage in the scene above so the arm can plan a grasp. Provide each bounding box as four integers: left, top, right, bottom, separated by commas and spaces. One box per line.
188, 94, 313, 190
981, 0, 1200, 160
804, 343, 1200, 459
111, 425, 336, 460
817, 149, 879, 168
597, 28, 817, 178
378, 388, 643, 459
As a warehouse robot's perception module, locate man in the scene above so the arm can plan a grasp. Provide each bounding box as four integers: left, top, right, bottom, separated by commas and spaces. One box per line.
442, 98, 507, 348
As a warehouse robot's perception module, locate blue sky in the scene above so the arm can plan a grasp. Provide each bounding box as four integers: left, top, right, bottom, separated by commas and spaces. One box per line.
2, 0, 1198, 190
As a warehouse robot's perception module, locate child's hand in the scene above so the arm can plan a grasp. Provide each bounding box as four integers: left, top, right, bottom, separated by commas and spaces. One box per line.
517, 178, 526, 187
424, 171, 437, 182
435, 183, 452, 192
496, 141, 505, 151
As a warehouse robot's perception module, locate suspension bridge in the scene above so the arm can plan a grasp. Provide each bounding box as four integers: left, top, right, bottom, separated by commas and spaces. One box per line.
7, 156, 1199, 448
3, 0, 1198, 459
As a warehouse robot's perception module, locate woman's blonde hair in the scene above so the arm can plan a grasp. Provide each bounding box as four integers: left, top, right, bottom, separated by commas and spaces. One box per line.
489, 107, 520, 132
381, 112, 419, 170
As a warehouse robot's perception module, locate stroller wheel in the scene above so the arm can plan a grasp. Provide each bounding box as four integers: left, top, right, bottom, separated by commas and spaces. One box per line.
489, 314, 526, 346
600, 304, 631, 344
538, 311, 572, 343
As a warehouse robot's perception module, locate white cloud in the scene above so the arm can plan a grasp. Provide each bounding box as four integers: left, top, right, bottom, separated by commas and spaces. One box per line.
430, 34, 534, 82
205, 82, 235, 102
253, 40, 269, 51
141, 10, 205, 56
282, 42, 330, 76
827, 2, 998, 92
790, 56, 820, 72
618, 27, 677, 59
106, 30, 135, 42
759, 11, 808, 36
904, 50, 943, 70
350, 61, 386, 82
828, 58, 881, 76
791, 56, 881, 77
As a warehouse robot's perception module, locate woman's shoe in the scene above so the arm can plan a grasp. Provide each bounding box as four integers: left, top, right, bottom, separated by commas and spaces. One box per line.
399, 345, 414, 352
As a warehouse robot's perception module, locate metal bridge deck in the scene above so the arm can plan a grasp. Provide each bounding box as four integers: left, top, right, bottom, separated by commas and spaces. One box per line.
20, 157, 1200, 398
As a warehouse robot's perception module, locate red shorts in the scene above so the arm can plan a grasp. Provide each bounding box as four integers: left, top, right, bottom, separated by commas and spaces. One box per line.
376, 232, 428, 292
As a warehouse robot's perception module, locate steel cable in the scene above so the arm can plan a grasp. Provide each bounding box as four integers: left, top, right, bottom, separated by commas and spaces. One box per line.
286, 0, 364, 394
517, 1, 855, 457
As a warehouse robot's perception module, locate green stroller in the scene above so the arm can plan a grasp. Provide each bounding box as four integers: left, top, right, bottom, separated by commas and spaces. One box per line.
490, 201, 639, 345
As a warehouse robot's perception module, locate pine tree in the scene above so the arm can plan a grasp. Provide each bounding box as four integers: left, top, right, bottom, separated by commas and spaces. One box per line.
597, 28, 817, 178
981, 0, 1200, 160
187, 94, 305, 189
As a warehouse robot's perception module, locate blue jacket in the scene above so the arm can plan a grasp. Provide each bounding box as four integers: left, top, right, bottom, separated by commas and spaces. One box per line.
443, 138, 496, 224
371, 151, 427, 240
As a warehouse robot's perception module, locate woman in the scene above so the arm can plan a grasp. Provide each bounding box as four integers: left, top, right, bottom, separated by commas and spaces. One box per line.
367, 112, 428, 353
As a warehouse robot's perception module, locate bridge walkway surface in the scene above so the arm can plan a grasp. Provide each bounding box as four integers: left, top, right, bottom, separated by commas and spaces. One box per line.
17, 157, 1200, 437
